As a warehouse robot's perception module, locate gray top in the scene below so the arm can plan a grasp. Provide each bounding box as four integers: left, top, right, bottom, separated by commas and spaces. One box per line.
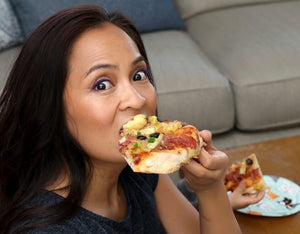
11, 166, 166, 234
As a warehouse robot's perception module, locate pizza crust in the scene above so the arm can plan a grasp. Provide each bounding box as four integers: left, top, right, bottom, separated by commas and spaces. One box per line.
124, 136, 204, 174
244, 179, 267, 194
124, 149, 188, 174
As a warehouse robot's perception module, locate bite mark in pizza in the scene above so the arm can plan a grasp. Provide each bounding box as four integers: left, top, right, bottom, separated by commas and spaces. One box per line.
119, 114, 205, 174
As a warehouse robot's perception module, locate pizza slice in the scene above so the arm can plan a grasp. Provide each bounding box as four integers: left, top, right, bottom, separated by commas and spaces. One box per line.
119, 114, 205, 174
224, 153, 267, 194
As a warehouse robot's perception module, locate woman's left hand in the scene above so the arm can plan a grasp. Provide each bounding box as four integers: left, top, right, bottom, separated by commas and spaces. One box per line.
229, 180, 265, 210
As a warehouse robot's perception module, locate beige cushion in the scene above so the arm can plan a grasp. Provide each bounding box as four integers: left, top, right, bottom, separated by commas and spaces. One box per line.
186, 1, 300, 130
175, 0, 283, 19
0, 46, 21, 93
142, 30, 234, 133
213, 125, 300, 149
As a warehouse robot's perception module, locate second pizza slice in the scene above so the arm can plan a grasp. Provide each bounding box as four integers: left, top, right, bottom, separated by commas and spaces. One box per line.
224, 154, 267, 194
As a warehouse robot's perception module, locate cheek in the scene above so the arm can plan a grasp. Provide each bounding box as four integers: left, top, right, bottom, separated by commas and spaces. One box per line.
147, 86, 157, 115
64, 93, 119, 157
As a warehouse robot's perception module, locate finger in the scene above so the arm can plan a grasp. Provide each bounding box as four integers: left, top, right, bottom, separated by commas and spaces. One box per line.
199, 130, 216, 150
238, 191, 265, 208
245, 191, 265, 204
233, 180, 247, 194
182, 158, 208, 177
196, 148, 229, 171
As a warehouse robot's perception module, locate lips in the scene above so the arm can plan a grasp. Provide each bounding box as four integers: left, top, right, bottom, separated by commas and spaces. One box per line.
119, 118, 132, 136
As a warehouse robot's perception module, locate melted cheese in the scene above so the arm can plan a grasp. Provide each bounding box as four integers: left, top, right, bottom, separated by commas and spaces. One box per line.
123, 114, 147, 130
147, 133, 163, 150
139, 126, 156, 135
156, 121, 182, 133
149, 115, 158, 125
239, 162, 246, 174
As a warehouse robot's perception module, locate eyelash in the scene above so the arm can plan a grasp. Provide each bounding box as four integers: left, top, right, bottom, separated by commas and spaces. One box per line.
92, 79, 112, 91
133, 68, 149, 81
92, 68, 149, 92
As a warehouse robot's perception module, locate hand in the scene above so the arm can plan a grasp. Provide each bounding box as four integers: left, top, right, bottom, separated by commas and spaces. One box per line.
181, 130, 229, 193
229, 180, 265, 210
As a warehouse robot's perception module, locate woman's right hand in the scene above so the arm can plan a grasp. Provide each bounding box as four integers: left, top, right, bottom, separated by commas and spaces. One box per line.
181, 130, 229, 194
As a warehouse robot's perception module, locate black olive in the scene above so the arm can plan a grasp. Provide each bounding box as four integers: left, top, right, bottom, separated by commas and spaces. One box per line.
246, 158, 253, 165
149, 132, 160, 138
137, 135, 147, 140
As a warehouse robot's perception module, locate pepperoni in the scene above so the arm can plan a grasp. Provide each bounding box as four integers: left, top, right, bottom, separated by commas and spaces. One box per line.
225, 167, 261, 191
163, 134, 197, 149
225, 169, 242, 184
119, 141, 129, 153
118, 136, 135, 153
251, 168, 260, 180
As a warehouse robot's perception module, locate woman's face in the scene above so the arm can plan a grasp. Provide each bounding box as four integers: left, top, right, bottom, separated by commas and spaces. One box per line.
64, 23, 157, 165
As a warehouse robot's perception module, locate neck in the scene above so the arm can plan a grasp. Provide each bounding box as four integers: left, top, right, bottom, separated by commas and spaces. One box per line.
47, 161, 128, 220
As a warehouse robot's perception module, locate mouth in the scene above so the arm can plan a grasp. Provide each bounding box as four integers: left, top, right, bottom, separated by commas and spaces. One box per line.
119, 113, 148, 136
119, 116, 136, 133
119, 127, 124, 136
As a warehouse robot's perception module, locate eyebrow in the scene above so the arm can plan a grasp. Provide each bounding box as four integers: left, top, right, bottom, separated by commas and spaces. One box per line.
86, 55, 146, 76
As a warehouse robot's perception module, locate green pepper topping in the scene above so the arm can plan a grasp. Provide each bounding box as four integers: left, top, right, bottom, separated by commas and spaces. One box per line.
148, 137, 155, 143
134, 142, 141, 148
137, 131, 141, 136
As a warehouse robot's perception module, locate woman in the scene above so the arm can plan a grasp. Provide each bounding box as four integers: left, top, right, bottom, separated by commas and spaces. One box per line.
0, 5, 241, 233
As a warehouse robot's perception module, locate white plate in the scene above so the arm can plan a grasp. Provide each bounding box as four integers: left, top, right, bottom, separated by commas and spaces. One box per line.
236, 175, 300, 217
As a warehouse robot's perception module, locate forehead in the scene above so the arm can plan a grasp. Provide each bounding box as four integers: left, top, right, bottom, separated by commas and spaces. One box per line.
68, 23, 140, 65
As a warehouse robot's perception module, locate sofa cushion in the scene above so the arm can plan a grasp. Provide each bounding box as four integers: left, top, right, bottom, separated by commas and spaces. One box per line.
186, 1, 300, 130
0, 0, 23, 51
142, 30, 235, 134
175, 0, 283, 19
0, 46, 21, 93
9, 0, 185, 38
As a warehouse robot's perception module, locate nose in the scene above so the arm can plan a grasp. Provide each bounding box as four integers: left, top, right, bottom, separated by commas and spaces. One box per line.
119, 83, 146, 111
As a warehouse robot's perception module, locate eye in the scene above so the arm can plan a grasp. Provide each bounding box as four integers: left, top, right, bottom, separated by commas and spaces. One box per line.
133, 69, 148, 81
93, 79, 113, 91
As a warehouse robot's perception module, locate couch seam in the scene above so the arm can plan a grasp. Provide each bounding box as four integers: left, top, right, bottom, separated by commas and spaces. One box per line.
230, 75, 300, 88
156, 86, 231, 95
183, 0, 291, 21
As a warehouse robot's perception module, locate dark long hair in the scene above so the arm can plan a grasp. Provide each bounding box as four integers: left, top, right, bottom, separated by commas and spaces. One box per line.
0, 5, 154, 233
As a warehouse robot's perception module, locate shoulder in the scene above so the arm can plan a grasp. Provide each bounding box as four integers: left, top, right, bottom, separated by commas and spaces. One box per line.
12, 210, 108, 234
11, 191, 94, 234
20, 224, 84, 234
12, 219, 87, 234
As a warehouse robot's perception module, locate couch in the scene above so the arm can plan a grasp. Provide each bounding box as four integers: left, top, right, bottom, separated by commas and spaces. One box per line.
145, 0, 300, 149
1, 0, 300, 182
